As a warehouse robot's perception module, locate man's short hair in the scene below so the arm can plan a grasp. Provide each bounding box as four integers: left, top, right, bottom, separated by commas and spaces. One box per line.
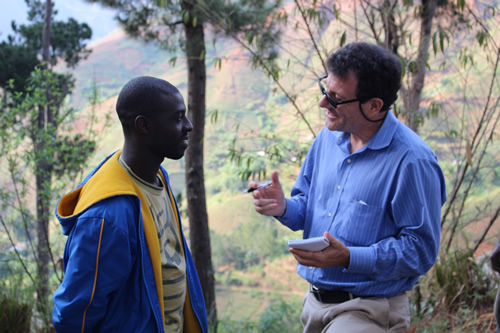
326, 42, 402, 112
116, 76, 180, 130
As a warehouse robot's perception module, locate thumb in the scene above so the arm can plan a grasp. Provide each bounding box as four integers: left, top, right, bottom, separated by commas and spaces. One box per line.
271, 170, 282, 189
323, 231, 334, 244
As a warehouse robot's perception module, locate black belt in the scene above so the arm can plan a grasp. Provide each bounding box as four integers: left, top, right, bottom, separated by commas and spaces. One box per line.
310, 285, 360, 304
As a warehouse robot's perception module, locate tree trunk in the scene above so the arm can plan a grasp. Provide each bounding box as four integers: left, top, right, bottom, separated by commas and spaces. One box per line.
42, 0, 51, 70
382, 0, 399, 53
35, 0, 52, 322
379, 0, 437, 133
35, 158, 51, 318
405, 0, 437, 132
183, 8, 218, 331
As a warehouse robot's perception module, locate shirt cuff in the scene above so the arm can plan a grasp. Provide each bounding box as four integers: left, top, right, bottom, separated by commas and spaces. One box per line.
275, 198, 295, 222
344, 246, 376, 274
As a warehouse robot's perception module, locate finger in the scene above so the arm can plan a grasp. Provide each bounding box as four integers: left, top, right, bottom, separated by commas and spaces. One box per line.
252, 189, 274, 200
247, 181, 258, 190
252, 184, 272, 199
290, 252, 318, 268
324, 231, 335, 245
253, 197, 277, 206
254, 200, 278, 212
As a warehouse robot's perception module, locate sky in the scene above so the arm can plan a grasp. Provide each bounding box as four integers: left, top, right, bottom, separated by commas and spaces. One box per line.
0, 0, 119, 43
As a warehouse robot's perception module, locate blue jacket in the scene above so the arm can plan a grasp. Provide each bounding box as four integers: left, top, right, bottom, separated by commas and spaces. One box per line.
52, 151, 208, 332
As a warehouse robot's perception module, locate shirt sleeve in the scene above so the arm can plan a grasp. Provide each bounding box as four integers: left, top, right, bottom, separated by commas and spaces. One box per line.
52, 202, 137, 332
275, 136, 319, 231
346, 157, 446, 281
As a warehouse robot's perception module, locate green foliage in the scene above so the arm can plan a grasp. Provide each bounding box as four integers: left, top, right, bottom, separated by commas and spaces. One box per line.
432, 27, 450, 55
217, 297, 302, 333
0, 294, 32, 333
12, 18, 92, 68
52, 134, 97, 178
0, 67, 106, 330
7, 68, 72, 135
431, 249, 495, 313
226, 134, 308, 181
407, 248, 499, 331
88, 0, 282, 75
0, 2, 102, 329
217, 270, 260, 287
256, 299, 302, 333
1, 0, 92, 79
0, 42, 38, 93
220, 100, 310, 181
0, 281, 33, 333
211, 219, 290, 270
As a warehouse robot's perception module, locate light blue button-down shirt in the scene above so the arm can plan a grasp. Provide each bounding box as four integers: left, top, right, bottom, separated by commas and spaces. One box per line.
278, 111, 447, 298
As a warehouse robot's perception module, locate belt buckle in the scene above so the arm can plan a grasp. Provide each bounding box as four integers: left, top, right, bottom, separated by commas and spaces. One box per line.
309, 283, 323, 303
311, 284, 324, 303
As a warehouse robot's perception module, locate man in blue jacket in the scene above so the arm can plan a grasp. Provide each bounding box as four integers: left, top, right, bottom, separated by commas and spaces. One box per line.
52, 76, 208, 332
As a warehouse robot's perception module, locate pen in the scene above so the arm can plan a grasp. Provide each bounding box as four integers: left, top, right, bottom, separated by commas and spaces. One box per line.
243, 181, 273, 193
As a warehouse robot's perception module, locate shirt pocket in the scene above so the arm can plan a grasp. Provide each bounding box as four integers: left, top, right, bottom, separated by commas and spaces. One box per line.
336, 198, 384, 246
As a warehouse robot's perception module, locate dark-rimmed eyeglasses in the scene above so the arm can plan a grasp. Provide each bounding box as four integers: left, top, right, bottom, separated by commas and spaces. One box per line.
317, 75, 360, 109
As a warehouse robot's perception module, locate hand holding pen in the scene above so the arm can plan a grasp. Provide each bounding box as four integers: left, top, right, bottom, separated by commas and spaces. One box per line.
246, 171, 287, 218
243, 181, 273, 193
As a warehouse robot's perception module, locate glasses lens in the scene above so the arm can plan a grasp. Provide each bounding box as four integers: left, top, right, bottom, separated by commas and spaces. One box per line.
319, 77, 338, 109
326, 94, 337, 108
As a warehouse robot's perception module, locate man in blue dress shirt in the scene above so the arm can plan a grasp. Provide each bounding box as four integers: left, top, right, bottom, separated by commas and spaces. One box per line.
249, 42, 447, 332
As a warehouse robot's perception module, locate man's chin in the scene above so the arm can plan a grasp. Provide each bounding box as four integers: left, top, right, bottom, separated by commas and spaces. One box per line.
325, 119, 339, 131
166, 149, 187, 160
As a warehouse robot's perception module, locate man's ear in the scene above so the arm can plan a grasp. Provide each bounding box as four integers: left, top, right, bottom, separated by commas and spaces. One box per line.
134, 115, 150, 135
368, 98, 384, 114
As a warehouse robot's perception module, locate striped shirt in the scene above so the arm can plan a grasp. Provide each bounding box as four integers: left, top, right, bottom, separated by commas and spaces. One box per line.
119, 158, 186, 332
278, 111, 446, 298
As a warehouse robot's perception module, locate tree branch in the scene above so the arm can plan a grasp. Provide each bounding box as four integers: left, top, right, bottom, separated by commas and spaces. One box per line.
473, 205, 500, 255
441, 47, 500, 228
0, 215, 36, 285
293, 0, 327, 73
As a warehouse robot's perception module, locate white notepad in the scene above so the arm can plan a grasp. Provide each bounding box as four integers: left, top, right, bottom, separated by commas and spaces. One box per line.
288, 236, 330, 251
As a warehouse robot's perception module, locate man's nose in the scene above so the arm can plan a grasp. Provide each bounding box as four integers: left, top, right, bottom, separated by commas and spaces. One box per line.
184, 118, 193, 132
318, 94, 329, 108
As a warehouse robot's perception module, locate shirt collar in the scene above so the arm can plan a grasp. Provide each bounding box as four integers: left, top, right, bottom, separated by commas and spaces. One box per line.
333, 110, 398, 153
365, 110, 397, 151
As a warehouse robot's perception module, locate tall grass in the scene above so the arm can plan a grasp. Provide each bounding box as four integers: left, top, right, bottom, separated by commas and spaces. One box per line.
409, 248, 498, 332
0, 282, 33, 333
433, 249, 494, 313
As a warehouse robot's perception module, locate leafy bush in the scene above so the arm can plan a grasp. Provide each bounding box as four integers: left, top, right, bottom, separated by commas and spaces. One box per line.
211, 220, 291, 271
217, 298, 302, 333
433, 249, 494, 312
255, 299, 302, 333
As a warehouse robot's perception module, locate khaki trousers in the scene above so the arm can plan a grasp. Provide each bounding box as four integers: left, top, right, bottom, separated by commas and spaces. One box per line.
301, 290, 410, 333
